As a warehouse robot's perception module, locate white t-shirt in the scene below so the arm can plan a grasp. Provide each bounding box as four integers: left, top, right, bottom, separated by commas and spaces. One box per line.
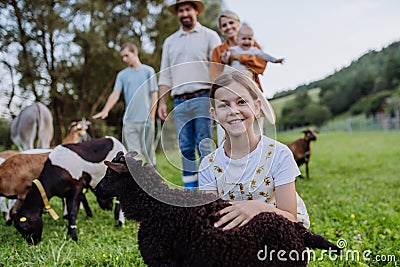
198, 135, 310, 228
198, 135, 300, 191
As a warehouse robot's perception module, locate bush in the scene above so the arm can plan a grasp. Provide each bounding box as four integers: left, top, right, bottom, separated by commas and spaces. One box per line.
0, 119, 12, 150
279, 91, 331, 129
350, 91, 392, 116
303, 104, 332, 127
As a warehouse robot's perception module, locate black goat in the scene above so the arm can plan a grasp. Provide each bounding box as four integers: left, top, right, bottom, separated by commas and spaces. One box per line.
95, 151, 340, 267
287, 128, 318, 178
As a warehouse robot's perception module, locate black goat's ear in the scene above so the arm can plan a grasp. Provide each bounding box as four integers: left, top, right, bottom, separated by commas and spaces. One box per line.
114, 151, 125, 162
105, 161, 129, 174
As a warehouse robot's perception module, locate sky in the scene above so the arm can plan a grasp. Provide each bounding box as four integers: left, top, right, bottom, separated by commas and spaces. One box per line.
224, 0, 400, 98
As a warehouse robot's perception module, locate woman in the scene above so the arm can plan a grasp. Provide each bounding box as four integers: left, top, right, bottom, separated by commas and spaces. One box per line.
210, 10, 267, 91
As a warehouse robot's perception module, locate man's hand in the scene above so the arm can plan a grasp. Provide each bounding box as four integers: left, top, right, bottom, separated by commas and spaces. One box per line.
158, 103, 168, 121
157, 85, 170, 121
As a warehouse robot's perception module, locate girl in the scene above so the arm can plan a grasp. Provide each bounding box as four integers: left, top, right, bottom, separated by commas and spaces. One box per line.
198, 71, 309, 230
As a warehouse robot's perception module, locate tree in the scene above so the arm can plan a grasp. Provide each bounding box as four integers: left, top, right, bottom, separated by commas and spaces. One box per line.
0, 0, 222, 144
279, 91, 331, 129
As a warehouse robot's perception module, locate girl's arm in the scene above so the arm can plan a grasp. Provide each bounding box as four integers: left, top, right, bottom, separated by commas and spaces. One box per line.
274, 181, 297, 221
214, 182, 297, 231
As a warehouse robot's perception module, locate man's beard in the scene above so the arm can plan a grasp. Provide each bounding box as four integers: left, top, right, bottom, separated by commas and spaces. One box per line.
180, 17, 194, 29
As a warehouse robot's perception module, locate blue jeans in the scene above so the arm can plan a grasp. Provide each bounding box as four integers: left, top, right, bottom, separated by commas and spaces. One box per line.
173, 92, 213, 179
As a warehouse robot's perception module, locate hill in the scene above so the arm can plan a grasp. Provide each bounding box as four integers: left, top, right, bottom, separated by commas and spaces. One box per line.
270, 40, 400, 129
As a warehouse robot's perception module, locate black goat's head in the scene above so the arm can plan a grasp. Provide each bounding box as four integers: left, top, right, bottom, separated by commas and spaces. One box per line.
94, 194, 114, 210
303, 128, 318, 141
112, 151, 126, 163
14, 212, 43, 245
95, 151, 130, 199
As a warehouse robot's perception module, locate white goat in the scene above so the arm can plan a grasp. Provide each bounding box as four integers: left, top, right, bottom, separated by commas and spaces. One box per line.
10, 102, 54, 151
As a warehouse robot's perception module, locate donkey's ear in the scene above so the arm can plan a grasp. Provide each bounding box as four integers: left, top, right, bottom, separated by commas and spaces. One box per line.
105, 161, 129, 174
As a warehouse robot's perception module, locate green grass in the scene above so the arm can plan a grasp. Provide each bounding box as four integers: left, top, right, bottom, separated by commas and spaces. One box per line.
1, 131, 399, 266
278, 130, 400, 266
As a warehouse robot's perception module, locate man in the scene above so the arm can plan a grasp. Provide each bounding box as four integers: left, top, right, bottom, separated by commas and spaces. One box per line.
158, 0, 221, 189
93, 42, 158, 166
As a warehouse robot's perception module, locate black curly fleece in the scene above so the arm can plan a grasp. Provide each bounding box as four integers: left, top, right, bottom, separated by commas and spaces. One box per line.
95, 152, 340, 267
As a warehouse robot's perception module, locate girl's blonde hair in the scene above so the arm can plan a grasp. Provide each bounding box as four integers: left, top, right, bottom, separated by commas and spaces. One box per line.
210, 71, 259, 108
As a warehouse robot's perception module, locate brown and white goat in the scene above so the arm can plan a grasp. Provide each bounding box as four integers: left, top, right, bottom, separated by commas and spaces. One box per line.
62, 119, 91, 145
0, 150, 19, 160
0, 153, 50, 214
14, 136, 126, 244
287, 128, 318, 179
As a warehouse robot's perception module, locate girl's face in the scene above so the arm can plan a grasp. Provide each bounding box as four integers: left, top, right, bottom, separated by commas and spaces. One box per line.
211, 81, 261, 138
219, 17, 240, 40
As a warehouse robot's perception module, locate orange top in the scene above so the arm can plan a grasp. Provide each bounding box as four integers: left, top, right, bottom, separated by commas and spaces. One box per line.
210, 40, 267, 91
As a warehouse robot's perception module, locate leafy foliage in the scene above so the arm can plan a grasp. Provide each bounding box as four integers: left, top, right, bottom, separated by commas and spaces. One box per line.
0, 119, 12, 150
278, 91, 332, 129
350, 91, 393, 116
0, 0, 221, 143
318, 41, 400, 116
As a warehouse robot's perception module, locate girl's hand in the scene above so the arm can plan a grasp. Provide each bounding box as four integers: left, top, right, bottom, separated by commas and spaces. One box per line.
214, 200, 273, 231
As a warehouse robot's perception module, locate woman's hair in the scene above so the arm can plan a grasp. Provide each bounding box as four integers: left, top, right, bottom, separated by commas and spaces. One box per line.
218, 10, 240, 28
121, 42, 138, 55
210, 71, 259, 107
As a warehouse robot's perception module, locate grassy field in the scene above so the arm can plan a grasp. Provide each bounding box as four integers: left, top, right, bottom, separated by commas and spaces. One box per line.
0, 131, 399, 266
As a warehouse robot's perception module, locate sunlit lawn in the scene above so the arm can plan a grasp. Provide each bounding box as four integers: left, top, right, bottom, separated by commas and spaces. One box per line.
0, 131, 399, 266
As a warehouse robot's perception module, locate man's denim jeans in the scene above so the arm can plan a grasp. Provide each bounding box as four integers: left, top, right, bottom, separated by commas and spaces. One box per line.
173, 92, 213, 185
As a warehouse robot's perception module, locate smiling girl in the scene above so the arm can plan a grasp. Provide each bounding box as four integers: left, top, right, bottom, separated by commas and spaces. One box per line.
198, 71, 310, 230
